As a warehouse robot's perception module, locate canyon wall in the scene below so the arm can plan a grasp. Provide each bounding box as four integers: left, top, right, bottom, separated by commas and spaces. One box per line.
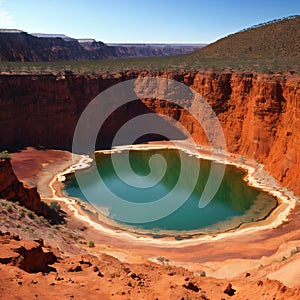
0, 32, 201, 62
142, 72, 300, 195
0, 72, 299, 195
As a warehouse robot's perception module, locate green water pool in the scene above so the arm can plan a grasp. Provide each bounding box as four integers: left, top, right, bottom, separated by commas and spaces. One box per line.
63, 149, 277, 234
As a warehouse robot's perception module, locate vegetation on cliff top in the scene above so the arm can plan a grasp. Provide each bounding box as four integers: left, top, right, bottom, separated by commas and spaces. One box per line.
190, 15, 300, 74
0, 16, 299, 74
0, 150, 11, 160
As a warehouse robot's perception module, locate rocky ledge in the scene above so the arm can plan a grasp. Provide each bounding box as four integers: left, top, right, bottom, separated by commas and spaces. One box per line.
0, 231, 57, 273
0, 158, 55, 219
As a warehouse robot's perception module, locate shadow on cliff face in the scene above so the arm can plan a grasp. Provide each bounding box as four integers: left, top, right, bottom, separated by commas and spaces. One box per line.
0, 158, 65, 225
0, 74, 187, 152
72, 78, 192, 154
95, 99, 187, 150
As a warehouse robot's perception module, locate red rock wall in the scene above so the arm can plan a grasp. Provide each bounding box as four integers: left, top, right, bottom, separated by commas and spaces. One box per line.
187, 72, 300, 195
0, 72, 299, 195
0, 159, 49, 216
0, 73, 123, 149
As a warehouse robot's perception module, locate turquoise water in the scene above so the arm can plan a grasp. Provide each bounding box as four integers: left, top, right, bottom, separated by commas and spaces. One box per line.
63, 149, 277, 234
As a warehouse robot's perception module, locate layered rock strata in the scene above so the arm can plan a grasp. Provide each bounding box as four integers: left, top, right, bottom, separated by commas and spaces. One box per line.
0, 71, 299, 195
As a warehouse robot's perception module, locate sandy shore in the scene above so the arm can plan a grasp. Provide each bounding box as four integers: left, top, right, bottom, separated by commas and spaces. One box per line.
10, 146, 300, 286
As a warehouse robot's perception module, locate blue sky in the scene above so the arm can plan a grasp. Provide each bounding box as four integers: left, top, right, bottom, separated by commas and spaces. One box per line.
0, 0, 299, 43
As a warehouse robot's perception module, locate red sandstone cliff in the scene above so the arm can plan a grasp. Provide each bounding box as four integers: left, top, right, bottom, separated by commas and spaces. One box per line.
0, 72, 299, 196
0, 158, 49, 217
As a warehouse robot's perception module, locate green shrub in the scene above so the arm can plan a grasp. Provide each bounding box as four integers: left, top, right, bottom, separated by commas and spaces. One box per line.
7, 205, 13, 213
28, 211, 34, 219
38, 216, 47, 224
50, 201, 61, 212
89, 240, 95, 248
0, 150, 11, 160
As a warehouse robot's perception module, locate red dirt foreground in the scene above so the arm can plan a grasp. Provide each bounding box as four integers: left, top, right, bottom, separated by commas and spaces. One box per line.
0, 230, 300, 300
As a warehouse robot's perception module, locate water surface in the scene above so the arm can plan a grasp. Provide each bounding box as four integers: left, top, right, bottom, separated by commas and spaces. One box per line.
64, 149, 277, 234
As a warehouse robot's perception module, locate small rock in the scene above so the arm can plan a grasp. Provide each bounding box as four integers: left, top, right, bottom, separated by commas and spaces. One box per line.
68, 265, 82, 272
245, 272, 251, 277
50, 283, 55, 286
79, 259, 92, 266
56, 277, 64, 281
183, 282, 200, 292
139, 281, 144, 287
257, 280, 263, 286
97, 271, 104, 277
122, 267, 130, 273
31, 280, 38, 284
93, 266, 99, 272
281, 286, 287, 293
224, 283, 236, 296
12, 235, 20, 241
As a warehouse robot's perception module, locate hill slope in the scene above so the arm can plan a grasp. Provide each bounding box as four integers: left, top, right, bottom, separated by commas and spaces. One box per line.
189, 15, 300, 72
199, 16, 300, 59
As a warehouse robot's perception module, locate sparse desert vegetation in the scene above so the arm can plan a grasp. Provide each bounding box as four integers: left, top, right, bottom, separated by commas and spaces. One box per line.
0, 16, 299, 75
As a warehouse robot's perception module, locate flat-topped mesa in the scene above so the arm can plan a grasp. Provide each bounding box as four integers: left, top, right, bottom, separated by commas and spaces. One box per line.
0, 158, 49, 217
0, 31, 203, 62
0, 71, 299, 196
